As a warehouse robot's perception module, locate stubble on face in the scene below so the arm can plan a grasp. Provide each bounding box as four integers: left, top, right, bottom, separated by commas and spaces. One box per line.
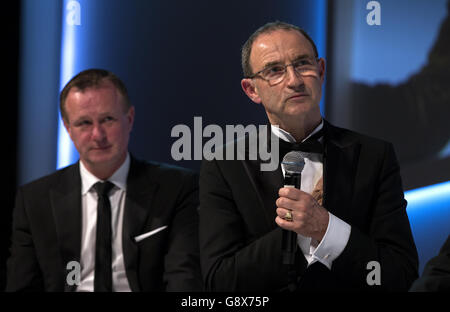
249, 30, 324, 136
63, 81, 134, 179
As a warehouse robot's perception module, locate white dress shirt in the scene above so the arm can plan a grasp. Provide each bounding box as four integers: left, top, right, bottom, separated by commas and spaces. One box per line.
271, 120, 351, 269
77, 153, 132, 292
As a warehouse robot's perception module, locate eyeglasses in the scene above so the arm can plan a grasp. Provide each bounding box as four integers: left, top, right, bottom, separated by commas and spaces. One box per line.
249, 57, 320, 86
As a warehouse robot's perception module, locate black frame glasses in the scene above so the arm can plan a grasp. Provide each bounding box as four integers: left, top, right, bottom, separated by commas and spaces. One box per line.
248, 57, 320, 86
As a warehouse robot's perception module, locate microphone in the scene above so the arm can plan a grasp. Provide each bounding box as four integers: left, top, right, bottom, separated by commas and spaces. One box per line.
280, 151, 305, 265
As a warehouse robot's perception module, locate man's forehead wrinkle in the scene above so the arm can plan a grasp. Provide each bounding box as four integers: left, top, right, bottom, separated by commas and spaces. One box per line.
253, 45, 307, 70
251, 39, 284, 70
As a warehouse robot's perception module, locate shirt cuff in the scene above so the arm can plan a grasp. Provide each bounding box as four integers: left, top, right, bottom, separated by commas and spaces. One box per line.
301, 212, 351, 270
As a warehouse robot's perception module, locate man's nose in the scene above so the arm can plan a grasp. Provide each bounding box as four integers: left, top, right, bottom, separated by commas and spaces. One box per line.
285, 65, 304, 88
91, 124, 106, 141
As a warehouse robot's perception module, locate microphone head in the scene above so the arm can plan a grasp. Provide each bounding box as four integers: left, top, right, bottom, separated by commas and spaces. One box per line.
281, 151, 305, 174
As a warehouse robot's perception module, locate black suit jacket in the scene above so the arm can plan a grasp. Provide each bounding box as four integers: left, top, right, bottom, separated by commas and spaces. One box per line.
199, 120, 418, 291
6, 156, 202, 291
410, 235, 450, 292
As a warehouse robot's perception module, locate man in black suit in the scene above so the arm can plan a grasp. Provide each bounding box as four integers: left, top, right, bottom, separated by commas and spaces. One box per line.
410, 235, 450, 291
6, 69, 202, 291
199, 22, 418, 291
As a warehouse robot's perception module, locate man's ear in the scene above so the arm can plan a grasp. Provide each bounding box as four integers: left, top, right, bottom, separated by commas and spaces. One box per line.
318, 58, 326, 84
63, 117, 72, 140
241, 78, 262, 104
126, 106, 135, 132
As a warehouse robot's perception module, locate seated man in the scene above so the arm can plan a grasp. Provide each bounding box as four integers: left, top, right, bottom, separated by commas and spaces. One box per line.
410, 235, 450, 292
6, 69, 202, 291
199, 21, 418, 291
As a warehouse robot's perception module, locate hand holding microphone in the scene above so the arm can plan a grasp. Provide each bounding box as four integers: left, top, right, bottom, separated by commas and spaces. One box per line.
277, 151, 329, 253
275, 187, 329, 242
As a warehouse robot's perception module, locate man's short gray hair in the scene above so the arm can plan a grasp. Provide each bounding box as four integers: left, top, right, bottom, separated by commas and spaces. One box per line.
241, 21, 319, 78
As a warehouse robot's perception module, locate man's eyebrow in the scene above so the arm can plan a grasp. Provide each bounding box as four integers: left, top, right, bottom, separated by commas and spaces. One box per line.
262, 60, 283, 69
292, 54, 315, 61
262, 54, 314, 68
72, 115, 91, 123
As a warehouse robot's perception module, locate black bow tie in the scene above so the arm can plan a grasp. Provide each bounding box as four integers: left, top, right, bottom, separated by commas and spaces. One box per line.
278, 128, 324, 159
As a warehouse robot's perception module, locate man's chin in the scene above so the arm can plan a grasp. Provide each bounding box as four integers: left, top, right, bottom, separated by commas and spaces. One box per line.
85, 149, 115, 165
284, 104, 313, 117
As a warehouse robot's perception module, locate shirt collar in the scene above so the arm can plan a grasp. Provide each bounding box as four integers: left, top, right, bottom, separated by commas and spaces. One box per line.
271, 119, 324, 143
80, 153, 130, 195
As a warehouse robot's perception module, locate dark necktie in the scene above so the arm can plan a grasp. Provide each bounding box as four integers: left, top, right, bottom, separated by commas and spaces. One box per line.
278, 128, 324, 160
93, 181, 115, 292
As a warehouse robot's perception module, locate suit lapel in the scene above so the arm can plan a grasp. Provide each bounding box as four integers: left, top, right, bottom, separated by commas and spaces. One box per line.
121, 156, 158, 291
241, 125, 283, 230
242, 121, 360, 227
323, 121, 360, 221
49, 163, 82, 292
49, 159, 161, 292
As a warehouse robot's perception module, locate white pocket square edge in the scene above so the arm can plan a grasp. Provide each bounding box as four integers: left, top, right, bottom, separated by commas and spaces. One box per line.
134, 225, 168, 242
